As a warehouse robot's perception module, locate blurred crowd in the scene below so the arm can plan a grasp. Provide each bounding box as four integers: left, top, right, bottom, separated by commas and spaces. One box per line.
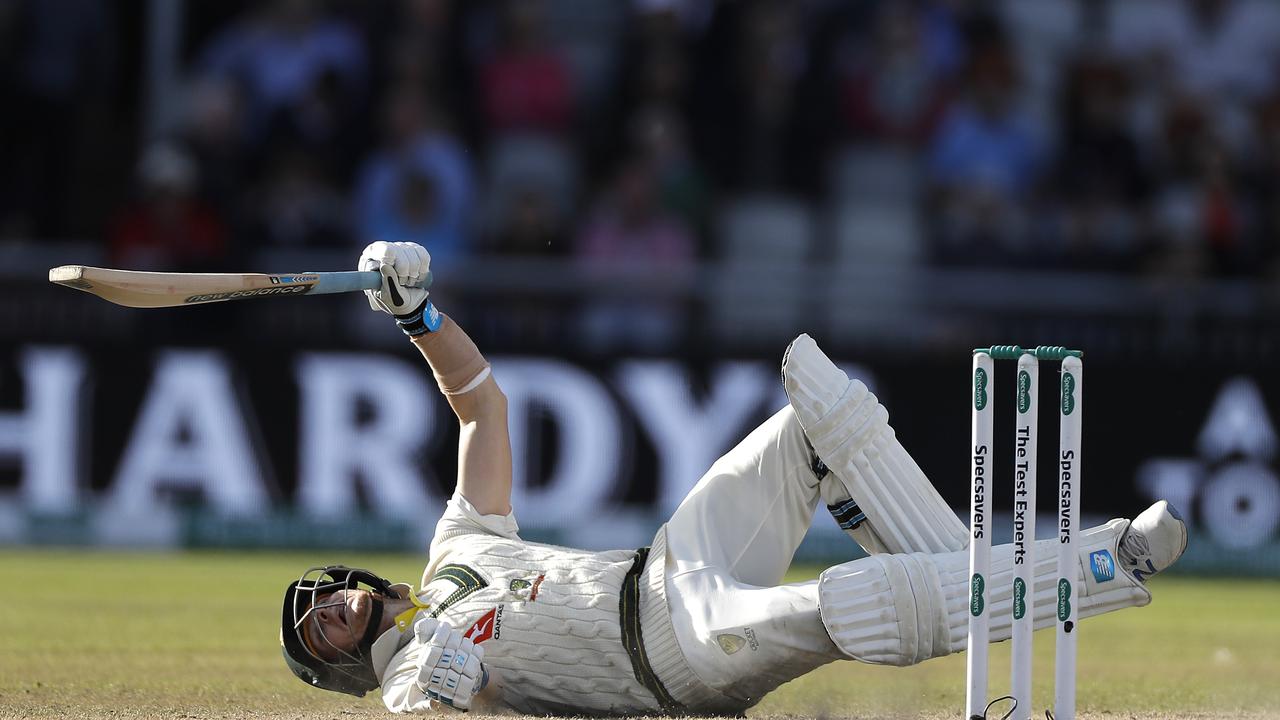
4, 0, 1280, 285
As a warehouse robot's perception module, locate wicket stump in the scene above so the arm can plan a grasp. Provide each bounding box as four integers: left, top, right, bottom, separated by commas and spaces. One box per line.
966, 346, 1083, 720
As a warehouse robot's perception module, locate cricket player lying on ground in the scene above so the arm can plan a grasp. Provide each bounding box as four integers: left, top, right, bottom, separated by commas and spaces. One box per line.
281, 241, 1188, 716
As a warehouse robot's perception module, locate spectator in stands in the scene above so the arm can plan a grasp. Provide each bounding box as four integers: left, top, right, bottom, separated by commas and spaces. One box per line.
592, 14, 692, 179
629, 104, 710, 240
1110, 0, 1280, 107
109, 143, 227, 271
577, 156, 695, 268
376, 0, 473, 143
693, 1, 825, 195
0, 0, 115, 239
247, 146, 349, 249
487, 185, 566, 258
198, 0, 367, 150
1149, 98, 1252, 277
181, 79, 249, 218
575, 155, 696, 351
1051, 58, 1150, 269
1108, 0, 1280, 173
478, 182, 568, 347
479, 0, 573, 136
842, 0, 954, 146
384, 0, 459, 92
537, 0, 628, 116
1243, 91, 1280, 277
354, 85, 475, 268
927, 34, 1044, 262
11, 0, 1280, 318
630, 36, 688, 111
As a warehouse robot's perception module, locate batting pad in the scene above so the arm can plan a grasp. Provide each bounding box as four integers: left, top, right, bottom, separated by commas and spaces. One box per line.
817, 519, 1151, 666
816, 551, 950, 666
782, 334, 969, 554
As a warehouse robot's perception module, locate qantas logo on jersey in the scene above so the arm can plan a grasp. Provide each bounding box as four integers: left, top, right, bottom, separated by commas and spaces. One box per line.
463, 605, 504, 643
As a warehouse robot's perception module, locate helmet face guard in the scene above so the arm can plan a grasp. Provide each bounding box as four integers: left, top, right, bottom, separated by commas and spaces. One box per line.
280, 565, 396, 696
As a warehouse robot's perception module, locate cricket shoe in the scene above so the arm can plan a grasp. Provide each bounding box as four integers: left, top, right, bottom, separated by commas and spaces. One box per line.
1116, 500, 1188, 583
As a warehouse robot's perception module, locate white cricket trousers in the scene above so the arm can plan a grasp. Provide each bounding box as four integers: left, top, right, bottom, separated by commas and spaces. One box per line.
662, 406, 844, 703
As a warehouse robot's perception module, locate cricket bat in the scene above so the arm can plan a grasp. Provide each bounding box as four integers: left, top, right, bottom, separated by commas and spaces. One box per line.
48, 265, 429, 308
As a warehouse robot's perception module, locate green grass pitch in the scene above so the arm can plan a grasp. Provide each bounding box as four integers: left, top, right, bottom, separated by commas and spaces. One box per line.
1, 549, 1277, 719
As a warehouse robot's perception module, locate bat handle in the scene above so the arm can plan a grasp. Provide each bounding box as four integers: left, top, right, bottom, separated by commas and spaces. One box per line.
311, 270, 434, 296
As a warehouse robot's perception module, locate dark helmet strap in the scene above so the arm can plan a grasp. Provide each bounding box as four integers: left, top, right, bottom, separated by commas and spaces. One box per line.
357, 595, 385, 656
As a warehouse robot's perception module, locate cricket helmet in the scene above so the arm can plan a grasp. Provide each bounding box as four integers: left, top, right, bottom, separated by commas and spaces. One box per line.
280, 565, 396, 697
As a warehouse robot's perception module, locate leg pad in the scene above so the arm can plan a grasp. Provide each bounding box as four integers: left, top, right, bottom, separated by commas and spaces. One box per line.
784, 334, 969, 554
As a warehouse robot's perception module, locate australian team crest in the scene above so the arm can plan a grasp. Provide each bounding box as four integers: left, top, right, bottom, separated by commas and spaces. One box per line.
509, 574, 546, 601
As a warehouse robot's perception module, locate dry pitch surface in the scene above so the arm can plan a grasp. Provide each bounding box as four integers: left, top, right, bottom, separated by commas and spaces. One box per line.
1, 549, 1276, 720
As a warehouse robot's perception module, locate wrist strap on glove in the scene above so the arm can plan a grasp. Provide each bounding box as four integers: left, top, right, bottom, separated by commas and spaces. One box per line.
396, 300, 444, 337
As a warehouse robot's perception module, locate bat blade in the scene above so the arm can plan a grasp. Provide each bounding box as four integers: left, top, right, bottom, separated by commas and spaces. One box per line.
48, 265, 387, 308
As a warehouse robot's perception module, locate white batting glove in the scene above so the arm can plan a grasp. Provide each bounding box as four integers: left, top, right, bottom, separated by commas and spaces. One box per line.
413, 618, 489, 711
358, 241, 439, 335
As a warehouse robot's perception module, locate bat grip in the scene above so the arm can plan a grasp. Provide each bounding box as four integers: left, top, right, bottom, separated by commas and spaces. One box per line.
311, 270, 433, 295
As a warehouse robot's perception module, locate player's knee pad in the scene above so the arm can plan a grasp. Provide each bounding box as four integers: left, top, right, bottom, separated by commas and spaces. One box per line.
816, 553, 950, 667
783, 334, 969, 555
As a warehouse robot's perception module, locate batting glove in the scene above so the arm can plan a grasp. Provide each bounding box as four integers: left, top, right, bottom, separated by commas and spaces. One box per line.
413, 618, 489, 711
358, 241, 439, 336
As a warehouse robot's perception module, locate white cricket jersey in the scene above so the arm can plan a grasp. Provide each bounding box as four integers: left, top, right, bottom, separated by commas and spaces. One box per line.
370, 494, 738, 716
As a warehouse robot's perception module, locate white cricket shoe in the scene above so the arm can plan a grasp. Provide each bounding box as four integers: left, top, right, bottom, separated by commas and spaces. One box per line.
1117, 500, 1188, 583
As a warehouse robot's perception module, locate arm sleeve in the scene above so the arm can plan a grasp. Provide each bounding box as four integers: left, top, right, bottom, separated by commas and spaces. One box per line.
429, 492, 520, 557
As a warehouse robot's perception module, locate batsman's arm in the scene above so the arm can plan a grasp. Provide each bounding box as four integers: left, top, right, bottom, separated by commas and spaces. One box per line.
410, 316, 513, 517
358, 240, 513, 517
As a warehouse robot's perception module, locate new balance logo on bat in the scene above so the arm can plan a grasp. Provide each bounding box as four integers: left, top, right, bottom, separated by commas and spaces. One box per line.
184, 285, 314, 303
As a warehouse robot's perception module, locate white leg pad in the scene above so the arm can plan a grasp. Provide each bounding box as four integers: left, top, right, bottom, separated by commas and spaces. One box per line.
938, 519, 1152, 653
818, 519, 1152, 665
817, 552, 950, 666
783, 334, 970, 554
